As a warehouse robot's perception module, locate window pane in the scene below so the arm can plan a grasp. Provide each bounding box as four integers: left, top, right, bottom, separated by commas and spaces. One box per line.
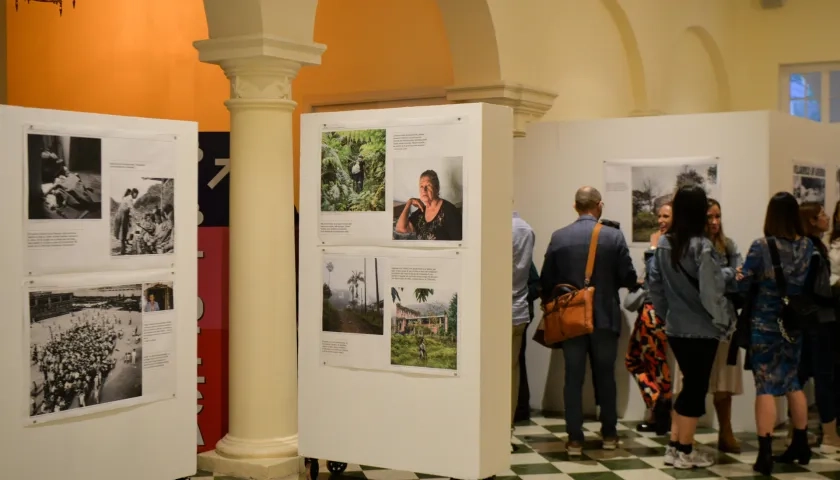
807, 99, 822, 121
831, 71, 840, 98
805, 72, 822, 99
790, 73, 807, 99
830, 97, 840, 123
790, 99, 806, 117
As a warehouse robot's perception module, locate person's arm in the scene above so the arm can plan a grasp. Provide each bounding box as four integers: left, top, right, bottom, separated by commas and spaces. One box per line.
829, 241, 840, 286
540, 242, 559, 303
615, 234, 638, 289
647, 248, 668, 319
697, 242, 731, 328
738, 239, 764, 292
527, 262, 541, 304
395, 200, 421, 234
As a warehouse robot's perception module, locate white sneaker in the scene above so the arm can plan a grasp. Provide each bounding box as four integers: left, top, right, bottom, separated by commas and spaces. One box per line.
673, 450, 714, 469
664, 446, 676, 466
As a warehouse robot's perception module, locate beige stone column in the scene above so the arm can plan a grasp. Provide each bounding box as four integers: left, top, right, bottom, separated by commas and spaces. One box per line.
446, 82, 557, 137
194, 36, 324, 480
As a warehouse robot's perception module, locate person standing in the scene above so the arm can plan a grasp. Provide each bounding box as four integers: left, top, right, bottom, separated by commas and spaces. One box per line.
540, 186, 637, 456
514, 262, 541, 424
705, 198, 745, 453
648, 185, 735, 470
797, 202, 840, 451
511, 211, 535, 450
738, 192, 814, 475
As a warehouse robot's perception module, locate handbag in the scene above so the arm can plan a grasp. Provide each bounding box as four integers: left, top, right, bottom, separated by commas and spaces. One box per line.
533, 224, 600, 347
766, 238, 818, 343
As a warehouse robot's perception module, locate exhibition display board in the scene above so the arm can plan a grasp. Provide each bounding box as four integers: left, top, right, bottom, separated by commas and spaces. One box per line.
299, 103, 513, 479
0, 106, 198, 479
515, 111, 840, 433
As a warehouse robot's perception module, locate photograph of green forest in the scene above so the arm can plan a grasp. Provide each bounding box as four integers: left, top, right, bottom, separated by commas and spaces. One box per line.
390, 287, 457, 371
322, 256, 384, 335
631, 163, 718, 242
321, 129, 386, 212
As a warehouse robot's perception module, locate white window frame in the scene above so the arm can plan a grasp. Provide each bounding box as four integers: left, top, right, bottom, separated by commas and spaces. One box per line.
779, 62, 840, 123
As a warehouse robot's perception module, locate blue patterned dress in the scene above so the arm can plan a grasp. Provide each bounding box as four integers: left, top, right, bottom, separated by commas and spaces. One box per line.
739, 236, 814, 396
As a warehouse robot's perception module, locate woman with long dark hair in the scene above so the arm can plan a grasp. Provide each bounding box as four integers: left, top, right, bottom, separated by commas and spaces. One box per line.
796, 202, 840, 451
648, 185, 735, 469
739, 192, 814, 475
704, 198, 744, 453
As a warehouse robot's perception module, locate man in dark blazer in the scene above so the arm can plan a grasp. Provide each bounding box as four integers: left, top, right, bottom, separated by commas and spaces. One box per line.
540, 186, 637, 456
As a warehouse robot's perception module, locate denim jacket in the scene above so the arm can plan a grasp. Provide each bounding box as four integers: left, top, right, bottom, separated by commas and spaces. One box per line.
648, 235, 736, 339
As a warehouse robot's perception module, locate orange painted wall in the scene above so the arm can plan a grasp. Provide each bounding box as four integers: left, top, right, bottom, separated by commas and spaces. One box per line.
6, 0, 453, 204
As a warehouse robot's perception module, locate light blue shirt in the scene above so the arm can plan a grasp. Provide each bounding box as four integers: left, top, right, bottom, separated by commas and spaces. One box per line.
513, 212, 536, 325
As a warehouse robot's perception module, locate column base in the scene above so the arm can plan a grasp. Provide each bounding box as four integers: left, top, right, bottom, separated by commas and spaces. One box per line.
217, 433, 299, 459
198, 451, 304, 480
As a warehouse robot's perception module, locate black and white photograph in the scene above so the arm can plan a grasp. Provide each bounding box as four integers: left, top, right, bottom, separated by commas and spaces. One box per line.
322, 256, 384, 335
390, 285, 458, 371
320, 129, 386, 212
142, 282, 174, 312
793, 164, 826, 207
28, 284, 143, 418
392, 156, 463, 241
110, 175, 175, 256
631, 163, 719, 242
27, 133, 102, 220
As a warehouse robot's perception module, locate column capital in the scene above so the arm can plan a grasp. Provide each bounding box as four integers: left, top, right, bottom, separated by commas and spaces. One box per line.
628, 109, 666, 117
445, 82, 558, 137
194, 34, 325, 109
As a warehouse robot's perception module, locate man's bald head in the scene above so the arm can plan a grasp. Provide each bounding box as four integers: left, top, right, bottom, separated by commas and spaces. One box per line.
574, 186, 603, 215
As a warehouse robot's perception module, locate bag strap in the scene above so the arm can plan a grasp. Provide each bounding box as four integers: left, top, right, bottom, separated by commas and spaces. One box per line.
766, 238, 788, 298
584, 223, 602, 287
677, 261, 700, 291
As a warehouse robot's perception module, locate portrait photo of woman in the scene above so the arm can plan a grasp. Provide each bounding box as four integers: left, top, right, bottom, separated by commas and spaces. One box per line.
393, 157, 464, 241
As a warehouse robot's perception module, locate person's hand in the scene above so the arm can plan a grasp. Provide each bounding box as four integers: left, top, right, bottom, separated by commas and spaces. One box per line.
735, 266, 744, 281
650, 231, 661, 248
407, 198, 425, 212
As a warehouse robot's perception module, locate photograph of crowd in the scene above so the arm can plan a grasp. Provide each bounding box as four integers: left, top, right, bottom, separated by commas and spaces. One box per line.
142, 282, 174, 312
110, 175, 175, 256
27, 133, 102, 220
28, 284, 143, 419
793, 164, 826, 208
320, 129, 386, 212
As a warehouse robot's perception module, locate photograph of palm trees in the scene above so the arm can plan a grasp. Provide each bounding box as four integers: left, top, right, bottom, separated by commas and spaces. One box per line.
631, 163, 718, 242
321, 129, 386, 212
322, 256, 384, 335
390, 287, 458, 370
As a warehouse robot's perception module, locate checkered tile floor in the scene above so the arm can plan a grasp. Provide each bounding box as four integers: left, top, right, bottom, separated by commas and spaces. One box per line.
188, 411, 840, 480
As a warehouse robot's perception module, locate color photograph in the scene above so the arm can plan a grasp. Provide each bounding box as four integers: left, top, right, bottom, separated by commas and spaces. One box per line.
320, 129, 386, 212
142, 282, 174, 312
27, 133, 103, 220
322, 256, 384, 335
392, 156, 464, 241
28, 284, 143, 418
390, 286, 458, 370
631, 163, 719, 242
110, 175, 175, 256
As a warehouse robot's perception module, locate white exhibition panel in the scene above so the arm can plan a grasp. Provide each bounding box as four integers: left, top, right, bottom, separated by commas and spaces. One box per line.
515, 111, 840, 434
299, 103, 513, 479
0, 106, 198, 480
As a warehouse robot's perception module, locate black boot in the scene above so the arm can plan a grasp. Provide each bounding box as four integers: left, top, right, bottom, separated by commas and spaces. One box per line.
775, 428, 812, 465
753, 434, 774, 476
654, 398, 672, 436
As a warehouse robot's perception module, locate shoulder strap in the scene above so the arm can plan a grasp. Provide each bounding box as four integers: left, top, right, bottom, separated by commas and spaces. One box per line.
677, 261, 700, 291
584, 223, 602, 287
766, 238, 788, 297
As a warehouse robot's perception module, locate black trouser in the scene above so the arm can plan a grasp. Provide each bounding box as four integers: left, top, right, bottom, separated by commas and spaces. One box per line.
798, 322, 837, 424
669, 336, 719, 418
515, 322, 531, 420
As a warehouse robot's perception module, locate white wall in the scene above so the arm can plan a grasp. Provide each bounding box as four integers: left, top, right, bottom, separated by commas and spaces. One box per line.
515, 111, 776, 433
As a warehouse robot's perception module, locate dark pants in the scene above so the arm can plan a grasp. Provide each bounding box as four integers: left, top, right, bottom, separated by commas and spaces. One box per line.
563, 329, 619, 441
669, 336, 719, 418
515, 322, 531, 421
798, 322, 838, 424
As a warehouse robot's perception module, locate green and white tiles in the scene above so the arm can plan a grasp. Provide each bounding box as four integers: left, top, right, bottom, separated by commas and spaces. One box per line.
188, 412, 840, 480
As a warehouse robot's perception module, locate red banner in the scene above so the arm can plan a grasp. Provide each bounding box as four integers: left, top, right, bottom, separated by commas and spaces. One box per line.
197, 227, 230, 452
